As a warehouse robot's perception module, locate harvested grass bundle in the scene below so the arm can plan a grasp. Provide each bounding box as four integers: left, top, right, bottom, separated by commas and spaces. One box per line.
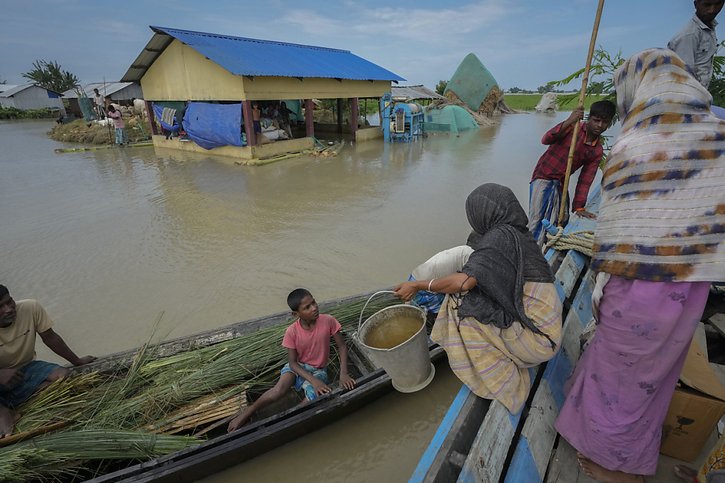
5, 293, 399, 481
0, 429, 198, 482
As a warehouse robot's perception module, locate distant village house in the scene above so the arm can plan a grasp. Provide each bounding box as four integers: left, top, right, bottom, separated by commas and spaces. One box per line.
62, 82, 143, 118
0, 84, 65, 114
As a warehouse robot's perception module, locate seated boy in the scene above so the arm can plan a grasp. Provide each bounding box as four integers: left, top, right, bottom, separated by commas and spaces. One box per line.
528, 100, 616, 246
228, 288, 355, 432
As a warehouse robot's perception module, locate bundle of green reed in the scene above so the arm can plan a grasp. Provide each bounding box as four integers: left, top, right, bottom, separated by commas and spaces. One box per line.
0, 429, 198, 482
4, 293, 400, 481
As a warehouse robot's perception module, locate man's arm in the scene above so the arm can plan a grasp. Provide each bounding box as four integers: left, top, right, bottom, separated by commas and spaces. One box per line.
38, 328, 96, 366
333, 332, 355, 390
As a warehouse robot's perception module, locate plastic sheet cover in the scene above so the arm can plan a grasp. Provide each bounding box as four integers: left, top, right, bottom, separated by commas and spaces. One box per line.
184, 102, 244, 149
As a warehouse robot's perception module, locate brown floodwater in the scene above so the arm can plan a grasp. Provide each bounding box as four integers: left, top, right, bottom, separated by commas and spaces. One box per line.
0, 113, 615, 482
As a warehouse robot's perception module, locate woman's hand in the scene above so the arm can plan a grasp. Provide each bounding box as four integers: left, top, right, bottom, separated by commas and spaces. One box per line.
393, 281, 419, 302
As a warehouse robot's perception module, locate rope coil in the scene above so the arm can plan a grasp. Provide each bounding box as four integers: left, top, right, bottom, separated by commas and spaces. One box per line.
544, 226, 594, 257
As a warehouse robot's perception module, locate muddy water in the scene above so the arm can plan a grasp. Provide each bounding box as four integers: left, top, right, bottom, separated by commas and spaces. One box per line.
0, 113, 613, 482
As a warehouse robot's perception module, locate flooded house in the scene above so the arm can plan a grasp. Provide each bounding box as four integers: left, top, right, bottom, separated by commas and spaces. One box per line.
122, 26, 405, 162
0, 84, 65, 114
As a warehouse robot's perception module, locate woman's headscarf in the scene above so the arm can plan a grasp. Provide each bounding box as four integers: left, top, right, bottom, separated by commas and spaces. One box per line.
592, 48, 725, 282
457, 184, 554, 345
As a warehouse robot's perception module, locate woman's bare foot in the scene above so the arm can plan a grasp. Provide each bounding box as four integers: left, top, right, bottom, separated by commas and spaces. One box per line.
672, 464, 697, 482
0, 406, 20, 438
577, 453, 645, 482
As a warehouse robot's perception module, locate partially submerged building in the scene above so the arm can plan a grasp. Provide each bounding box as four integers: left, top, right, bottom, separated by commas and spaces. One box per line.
0, 84, 65, 113
62, 82, 143, 118
122, 26, 404, 161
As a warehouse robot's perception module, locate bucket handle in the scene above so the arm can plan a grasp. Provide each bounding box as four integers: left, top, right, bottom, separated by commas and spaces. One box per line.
357, 290, 426, 334
358, 291, 396, 334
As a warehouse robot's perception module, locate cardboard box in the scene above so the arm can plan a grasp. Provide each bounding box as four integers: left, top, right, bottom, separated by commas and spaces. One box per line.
660, 336, 725, 462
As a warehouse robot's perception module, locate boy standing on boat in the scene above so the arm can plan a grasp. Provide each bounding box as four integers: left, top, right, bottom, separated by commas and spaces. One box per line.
228, 288, 356, 432
668, 0, 723, 89
528, 101, 615, 246
0, 285, 96, 437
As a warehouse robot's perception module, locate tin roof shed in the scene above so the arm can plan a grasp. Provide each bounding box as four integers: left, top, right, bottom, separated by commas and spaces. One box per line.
122, 26, 404, 83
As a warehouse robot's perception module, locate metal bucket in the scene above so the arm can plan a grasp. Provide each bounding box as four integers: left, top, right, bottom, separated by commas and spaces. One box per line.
355, 291, 435, 393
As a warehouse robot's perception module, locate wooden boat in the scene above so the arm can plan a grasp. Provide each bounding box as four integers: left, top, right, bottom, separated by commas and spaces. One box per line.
86, 293, 444, 482
411, 193, 600, 483
47, 290, 443, 483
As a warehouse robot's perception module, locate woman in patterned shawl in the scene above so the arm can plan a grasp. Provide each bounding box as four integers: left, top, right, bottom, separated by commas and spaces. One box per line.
555, 48, 725, 482
394, 183, 562, 413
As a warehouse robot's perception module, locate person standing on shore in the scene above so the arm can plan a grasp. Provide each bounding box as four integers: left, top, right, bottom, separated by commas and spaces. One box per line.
106, 105, 126, 145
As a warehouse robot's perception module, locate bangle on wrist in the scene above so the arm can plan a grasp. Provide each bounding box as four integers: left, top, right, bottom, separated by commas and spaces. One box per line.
427, 279, 436, 291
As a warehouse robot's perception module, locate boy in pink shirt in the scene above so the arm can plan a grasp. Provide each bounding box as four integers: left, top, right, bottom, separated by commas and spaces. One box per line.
228, 288, 355, 431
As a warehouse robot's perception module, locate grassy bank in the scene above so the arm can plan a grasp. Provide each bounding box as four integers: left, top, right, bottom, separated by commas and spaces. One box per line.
504, 94, 608, 111
0, 107, 61, 120
49, 118, 151, 145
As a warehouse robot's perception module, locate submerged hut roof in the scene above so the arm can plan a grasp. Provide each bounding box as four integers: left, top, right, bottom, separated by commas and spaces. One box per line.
122, 26, 405, 83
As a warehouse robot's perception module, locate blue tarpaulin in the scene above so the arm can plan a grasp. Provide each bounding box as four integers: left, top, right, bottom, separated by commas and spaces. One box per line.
184, 102, 244, 149
152, 103, 179, 132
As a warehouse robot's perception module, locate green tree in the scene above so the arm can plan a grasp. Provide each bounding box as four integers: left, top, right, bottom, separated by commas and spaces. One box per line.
547, 47, 624, 108
435, 80, 448, 95
508, 86, 523, 93
537, 84, 553, 94
709, 42, 725, 106
22, 60, 79, 92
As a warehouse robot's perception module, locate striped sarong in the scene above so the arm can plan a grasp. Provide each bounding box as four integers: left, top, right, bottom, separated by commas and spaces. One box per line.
161, 107, 176, 127
432, 281, 562, 413
528, 179, 568, 246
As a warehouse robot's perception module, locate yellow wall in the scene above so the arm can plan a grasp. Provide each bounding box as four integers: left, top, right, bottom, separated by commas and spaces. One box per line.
141, 40, 392, 101
151, 135, 313, 162
141, 41, 246, 100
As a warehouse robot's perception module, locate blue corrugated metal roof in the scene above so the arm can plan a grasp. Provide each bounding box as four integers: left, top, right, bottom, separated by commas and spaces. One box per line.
149, 26, 405, 82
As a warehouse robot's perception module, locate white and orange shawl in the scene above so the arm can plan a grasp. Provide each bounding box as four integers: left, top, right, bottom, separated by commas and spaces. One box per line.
592, 48, 725, 282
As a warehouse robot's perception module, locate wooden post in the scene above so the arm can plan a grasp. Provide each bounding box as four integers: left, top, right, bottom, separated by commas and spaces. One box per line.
242, 100, 256, 146
305, 99, 314, 138
558, 0, 606, 227
336, 98, 343, 133
144, 100, 158, 135
350, 97, 359, 142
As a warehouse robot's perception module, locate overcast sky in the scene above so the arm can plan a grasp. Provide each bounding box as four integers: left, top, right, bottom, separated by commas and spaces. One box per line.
0, 0, 707, 90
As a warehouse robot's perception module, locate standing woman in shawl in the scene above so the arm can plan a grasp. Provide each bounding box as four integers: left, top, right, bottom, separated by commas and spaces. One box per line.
394, 183, 562, 413
555, 48, 725, 482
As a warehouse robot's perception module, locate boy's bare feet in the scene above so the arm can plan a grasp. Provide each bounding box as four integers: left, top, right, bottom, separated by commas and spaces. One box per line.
577, 453, 645, 482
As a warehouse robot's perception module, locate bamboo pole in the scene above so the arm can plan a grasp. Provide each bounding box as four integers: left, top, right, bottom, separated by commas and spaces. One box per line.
557, 0, 606, 226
